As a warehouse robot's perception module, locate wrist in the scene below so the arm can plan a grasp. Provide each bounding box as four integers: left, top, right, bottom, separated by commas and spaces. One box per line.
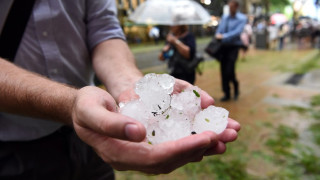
175, 39, 182, 45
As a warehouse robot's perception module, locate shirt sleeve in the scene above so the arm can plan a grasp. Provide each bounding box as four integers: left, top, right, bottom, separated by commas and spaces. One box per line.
86, 0, 126, 50
222, 16, 247, 42
181, 33, 196, 60
216, 16, 226, 35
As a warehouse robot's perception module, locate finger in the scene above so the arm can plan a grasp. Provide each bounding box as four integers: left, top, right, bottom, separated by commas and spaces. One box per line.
117, 88, 139, 103
82, 107, 146, 142
108, 131, 218, 174
200, 90, 215, 109
74, 87, 146, 142
204, 141, 226, 156
218, 129, 238, 143
173, 79, 192, 93
173, 79, 215, 109
227, 118, 241, 132
145, 131, 218, 174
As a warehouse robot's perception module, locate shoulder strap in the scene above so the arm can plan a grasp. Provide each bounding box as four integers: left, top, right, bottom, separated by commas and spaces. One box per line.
0, 0, 36, 62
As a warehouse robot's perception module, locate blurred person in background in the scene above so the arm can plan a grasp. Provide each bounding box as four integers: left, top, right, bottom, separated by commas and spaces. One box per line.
215, 0, 247, 101
159, 25, 196, 84
268, 23, 279, 50
148, 26, 160, 45
240, 20, 253, 61
277, 23, 289, 51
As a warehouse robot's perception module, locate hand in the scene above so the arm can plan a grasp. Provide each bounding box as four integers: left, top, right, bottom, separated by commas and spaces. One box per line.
119, 79, 240, 170
72, 79, 240, 174
166, 33, 177, 44
215, 33, 224, 40
171, 79, 241, 155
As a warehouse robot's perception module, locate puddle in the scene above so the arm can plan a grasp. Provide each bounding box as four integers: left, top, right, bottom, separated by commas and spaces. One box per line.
285, 73, 304, 85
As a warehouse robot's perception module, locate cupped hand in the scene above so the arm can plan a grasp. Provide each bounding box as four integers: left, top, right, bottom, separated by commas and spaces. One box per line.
72, 78, 240, 174
172, 79, 241, 155
72, 86, 217, 174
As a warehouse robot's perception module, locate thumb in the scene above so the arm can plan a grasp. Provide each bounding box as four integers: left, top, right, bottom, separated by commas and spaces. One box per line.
79, 106, 146, 142
73, 87, 146, 142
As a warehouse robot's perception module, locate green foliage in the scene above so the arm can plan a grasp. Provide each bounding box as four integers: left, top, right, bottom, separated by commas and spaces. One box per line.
182, 140, 251, 180
299, 149, 320, 174
269, 0, 291, 13
309, 123, 320, 146
269, 0, 290, 6
284, 105, 309, 114
277, 125, 298, 139
312, 110, 320, 120
264, 124, 320, 178
294, 54, 320, 75
183, 157, 249, 180
311, 95, 320, 107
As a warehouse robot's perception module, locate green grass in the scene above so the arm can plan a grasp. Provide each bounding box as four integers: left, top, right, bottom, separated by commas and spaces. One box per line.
263, 124, 320, 179
293, 53, 320, 75
309, 123, 320, 146
284, 105, 310, 114
311, 94, 320, 107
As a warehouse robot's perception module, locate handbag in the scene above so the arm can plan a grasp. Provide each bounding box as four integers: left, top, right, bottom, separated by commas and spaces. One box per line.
205, 38, 222, 60
171, 52, 204, 74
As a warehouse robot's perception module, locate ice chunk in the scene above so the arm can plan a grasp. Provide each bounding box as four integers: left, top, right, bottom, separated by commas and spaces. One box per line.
193, 106, 229, 134
119, 73, 230, 145
135, 73, 175, 97
135, 73, 174, 114
120, 100, 149, 128
171, 86, 201, 118
147, 110, 191, 144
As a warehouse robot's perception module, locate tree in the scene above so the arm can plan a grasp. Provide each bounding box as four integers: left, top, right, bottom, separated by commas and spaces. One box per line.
262, 0, 291, 15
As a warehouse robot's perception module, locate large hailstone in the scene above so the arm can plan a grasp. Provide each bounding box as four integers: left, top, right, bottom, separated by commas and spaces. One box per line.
193, 106, 229, 134
119, 73, 229, 145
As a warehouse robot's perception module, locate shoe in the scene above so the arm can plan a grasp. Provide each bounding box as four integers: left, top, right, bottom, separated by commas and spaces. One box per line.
234, 93, 239, 101
220, 96, 231, 102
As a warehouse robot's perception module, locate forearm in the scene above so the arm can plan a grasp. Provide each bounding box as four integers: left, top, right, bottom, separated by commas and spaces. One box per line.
0, 58, 77, 124
92, 39, 143, 101
173, 40, 190, 59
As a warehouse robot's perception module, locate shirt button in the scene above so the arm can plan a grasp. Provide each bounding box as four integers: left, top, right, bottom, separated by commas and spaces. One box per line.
42, 31, 48, 37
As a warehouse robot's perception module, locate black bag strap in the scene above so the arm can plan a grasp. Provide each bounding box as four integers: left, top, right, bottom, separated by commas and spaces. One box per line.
0, 0, 36, 62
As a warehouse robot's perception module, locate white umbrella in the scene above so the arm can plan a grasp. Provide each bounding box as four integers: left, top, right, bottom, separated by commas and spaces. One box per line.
129, 0, 211, 25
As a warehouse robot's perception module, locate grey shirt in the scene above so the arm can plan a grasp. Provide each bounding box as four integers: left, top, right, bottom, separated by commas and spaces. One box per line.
0, 0, 126, 141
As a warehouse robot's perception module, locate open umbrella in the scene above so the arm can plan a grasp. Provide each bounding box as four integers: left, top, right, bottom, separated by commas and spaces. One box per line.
129, 0, 211, 25
270, 13, 288, 25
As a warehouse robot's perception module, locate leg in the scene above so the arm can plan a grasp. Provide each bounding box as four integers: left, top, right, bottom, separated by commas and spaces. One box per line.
225, 47, 240, 100
220, 48, 231, 100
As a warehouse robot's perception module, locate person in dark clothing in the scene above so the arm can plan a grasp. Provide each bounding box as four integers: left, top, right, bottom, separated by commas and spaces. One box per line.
215, 0, 247, 101
159, 25, 196, 84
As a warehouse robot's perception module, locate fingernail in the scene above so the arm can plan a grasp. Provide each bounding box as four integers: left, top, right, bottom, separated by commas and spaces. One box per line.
125, 124, 141, 142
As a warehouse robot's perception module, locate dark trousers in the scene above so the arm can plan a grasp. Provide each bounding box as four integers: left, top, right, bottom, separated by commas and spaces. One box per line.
0, 127, 114, 180
219, 45, 240, 97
